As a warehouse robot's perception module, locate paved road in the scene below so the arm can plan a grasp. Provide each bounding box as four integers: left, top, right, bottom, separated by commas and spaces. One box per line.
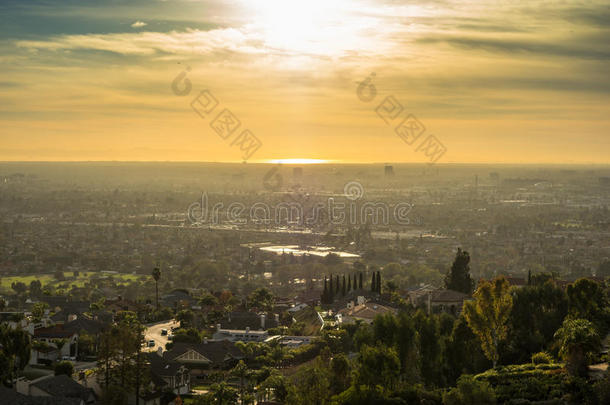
143, 319, 177, 352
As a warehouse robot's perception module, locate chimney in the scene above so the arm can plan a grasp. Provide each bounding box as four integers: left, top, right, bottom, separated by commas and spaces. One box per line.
216, 323, 221, 331
274, 313, 279, 323
157, 347, 163, 357
204, 337, 208, 344
260, 314, 266, 330
246, 327, 250, 333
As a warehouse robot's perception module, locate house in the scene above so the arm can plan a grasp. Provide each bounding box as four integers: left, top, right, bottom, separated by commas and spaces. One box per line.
164, 340, 244, 379
212, 325, 269, 342
336, 301, 397, 324
161, 289, 199, 309
144, 351, 190, 396
408, 289, 472, 315
217, 312, 280, 331
265, 335, 317, 348
30, 325, 78, 365
16, 375, 96, 404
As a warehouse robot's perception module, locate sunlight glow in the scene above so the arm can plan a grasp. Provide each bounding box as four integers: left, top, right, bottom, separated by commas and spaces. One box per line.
269, 159, 332, 164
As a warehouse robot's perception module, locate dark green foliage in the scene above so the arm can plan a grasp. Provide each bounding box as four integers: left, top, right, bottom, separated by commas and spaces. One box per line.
531, 352, 553, 365
0, 324, 31, 385
443, 375, 496, 405
54, 360, 74, 376
504, 280, 568, 364
566, 279, 610, 334
371, 272, 376, 292
354, 344, 401, 391
444, 248, 474, 295
554, 317, 601, 377
444, 316, 491, 385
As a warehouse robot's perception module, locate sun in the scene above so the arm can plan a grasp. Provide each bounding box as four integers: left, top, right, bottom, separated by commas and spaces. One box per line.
242, 0, 358, 56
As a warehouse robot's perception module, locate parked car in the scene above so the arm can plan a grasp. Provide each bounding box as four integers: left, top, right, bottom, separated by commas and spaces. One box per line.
61, 355, 76, 362
161, 329, 168, 336
148, 340, 156, 347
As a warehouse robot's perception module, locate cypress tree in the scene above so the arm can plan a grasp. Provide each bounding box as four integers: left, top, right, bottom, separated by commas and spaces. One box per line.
347, 274, 352, 291
371, 273, 376, 292
444, 248, 475, 294
336, 275, 340, 294
329, 275, 334, 298
376, 271, 381, 294
342, 275, 346, 296
322, 277, 328, 303
359, 272, 363, 289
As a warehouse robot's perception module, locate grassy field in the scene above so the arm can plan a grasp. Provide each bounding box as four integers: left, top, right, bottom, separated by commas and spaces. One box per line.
0, 271, 144, 289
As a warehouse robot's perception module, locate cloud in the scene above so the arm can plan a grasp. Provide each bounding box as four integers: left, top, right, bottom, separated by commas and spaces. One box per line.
131, 21, 147, 28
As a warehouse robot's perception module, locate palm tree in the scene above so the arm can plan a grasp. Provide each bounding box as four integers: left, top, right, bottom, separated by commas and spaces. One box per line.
554, 317, 601, 376
152, 266, 161, 310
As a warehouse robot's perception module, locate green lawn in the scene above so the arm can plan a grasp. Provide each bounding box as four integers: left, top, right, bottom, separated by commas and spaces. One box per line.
1, 271, 144, 289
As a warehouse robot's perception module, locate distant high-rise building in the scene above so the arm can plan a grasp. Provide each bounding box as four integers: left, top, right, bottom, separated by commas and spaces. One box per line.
384, 165, 394, 177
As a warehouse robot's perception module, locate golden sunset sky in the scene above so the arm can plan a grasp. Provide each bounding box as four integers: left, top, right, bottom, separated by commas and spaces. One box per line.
1, 0, 609, 163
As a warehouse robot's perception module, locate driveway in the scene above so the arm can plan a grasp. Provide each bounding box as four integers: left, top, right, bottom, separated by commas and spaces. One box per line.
143, 319, 177, 352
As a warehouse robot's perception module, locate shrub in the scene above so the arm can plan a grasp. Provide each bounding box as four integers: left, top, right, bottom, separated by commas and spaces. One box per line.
443, 375, 496, 405
531, 352, 553, 365
54, 360, 74, 376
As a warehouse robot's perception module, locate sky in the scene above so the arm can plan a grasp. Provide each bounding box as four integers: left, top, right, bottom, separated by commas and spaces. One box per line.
0, 0, 609, 163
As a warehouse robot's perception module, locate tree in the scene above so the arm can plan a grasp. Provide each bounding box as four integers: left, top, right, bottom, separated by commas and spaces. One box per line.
260, 370, 288, 402
54, 270, 65, 281
54, 360, 74, 376
359, 272, 363, 289
11, 281, 27, 295
566, 278, 610, 334
443, 375, 496, 405
0, 324, 31, 385
29, 280, 42, 297
231, 360, 249, 404
98, 313, 148, 404
199, 294, 219, 307
286, 358, 331, 405
330, 353, 351, 394
505, 279, 568, 364
354, 344, 401, 391
176, 309, 194, 328
347, 274, 352, 292
554, 318, 601, 377
341, 275, 346, 296
152, 266, 161, 310
445, 248, 474, 294
248, 288, 274, 312
376, 271, 381, 294
371, 273, 376, 293
31, 302, 49, 321
464, 277, 513, 368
